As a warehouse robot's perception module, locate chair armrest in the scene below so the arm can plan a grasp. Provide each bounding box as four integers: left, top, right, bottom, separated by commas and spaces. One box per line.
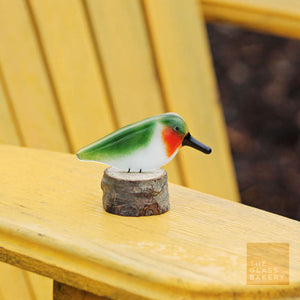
0, 145, 299, 299
202, 0, 300, 39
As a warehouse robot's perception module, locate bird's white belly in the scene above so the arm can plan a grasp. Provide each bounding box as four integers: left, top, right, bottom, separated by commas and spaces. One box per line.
104, 125, 178, 172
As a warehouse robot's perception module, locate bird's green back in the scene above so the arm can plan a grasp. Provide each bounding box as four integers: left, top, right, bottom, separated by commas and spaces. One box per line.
76, 113, 187, 162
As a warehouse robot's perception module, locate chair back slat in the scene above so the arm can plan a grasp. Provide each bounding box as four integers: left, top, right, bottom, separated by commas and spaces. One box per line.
0, 0, 69, 152
0, 0, 239, 199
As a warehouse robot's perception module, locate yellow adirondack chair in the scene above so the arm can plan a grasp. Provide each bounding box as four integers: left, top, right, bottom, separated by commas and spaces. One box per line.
0, 0, 299, 299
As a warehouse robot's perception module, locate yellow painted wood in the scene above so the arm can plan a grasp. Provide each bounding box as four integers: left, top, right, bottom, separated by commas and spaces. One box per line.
0, 264, 33, 300
202, 0, 300, 39
0, 0, 69, 152
0, 256, 52, 300
28, 0, 115, 151
143, 0, 239, 201
0, 260, 53, 300
84, 0, 182, 185
0, 77, 20, 146
0, 1, 59, 298
26, 272, 52, 300
7, 0, 299, 296
85, 0, 164, 125
0, 145, 299, 299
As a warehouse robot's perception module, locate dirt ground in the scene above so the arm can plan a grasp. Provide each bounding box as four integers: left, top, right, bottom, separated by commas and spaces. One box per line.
207, 24, 300, 221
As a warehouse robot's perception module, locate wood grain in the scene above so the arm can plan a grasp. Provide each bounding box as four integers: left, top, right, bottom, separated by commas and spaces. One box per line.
101, 168, 169, 216
202, 0, 300, 39
0, 145, 299, 299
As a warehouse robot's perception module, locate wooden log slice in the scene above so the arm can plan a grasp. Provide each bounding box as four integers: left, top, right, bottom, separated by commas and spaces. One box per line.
101, 168, 169, 217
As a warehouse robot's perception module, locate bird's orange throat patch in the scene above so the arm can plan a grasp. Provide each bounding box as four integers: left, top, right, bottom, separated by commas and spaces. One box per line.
162, 127, 183, 157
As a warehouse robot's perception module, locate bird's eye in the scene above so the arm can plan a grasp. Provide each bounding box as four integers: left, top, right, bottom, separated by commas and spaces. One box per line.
174, 126, 179, 131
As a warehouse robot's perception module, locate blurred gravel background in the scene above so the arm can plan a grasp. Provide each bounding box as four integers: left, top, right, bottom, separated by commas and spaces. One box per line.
207, 24, 300, 221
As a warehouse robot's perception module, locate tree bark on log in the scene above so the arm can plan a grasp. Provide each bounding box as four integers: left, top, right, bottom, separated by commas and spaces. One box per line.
101, 168, 169, 217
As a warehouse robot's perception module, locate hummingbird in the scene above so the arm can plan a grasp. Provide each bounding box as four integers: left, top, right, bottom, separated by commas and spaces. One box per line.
76, 113, 211, 172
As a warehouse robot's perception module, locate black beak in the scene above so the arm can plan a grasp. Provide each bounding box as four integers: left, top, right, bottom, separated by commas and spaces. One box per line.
182, 133, 212, 154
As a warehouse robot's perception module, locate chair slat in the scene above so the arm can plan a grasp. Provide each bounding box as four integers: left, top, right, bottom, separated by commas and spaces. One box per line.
0, 0, 69, 152
26, 272, 52, 300
0, 78, 20, 145
29, 0, 115, 151
144, 0, 239, 201
85, 0, 182, 184
0, 264, 33, 300
85, 0, 165, 125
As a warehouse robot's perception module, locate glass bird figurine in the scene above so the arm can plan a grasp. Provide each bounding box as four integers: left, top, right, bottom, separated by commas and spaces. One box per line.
76, 112, 211, 172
